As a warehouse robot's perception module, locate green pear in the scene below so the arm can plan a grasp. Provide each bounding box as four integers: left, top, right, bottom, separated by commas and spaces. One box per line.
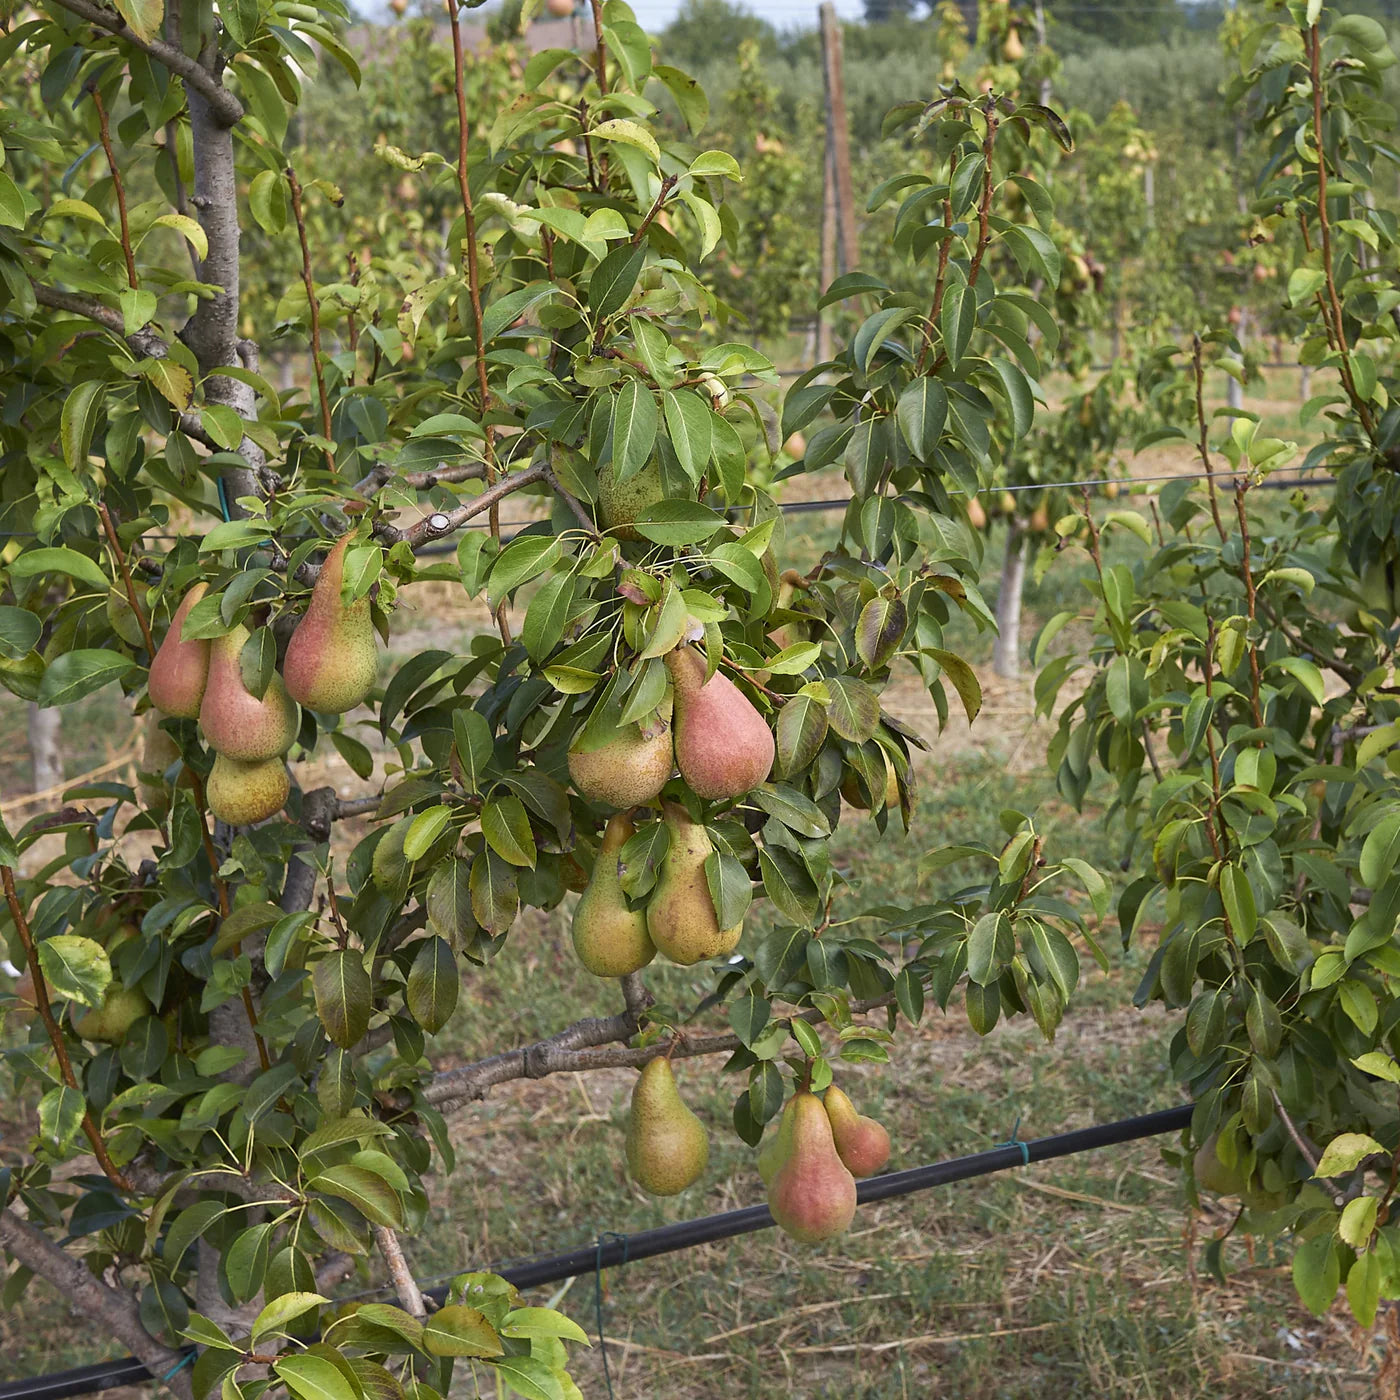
572, 813, 656, 977
198, 624, 298, 761
73, 983, 150, 1044
766, 1090, 857, 1244
148, 583, 210, 719
646, 801, 741, 965
206, 753, 290, 826
625, 1057, 708, 1196
663, 647, 773, 800
823, 1084, 890, 1178
567, 696, 673, 809
598, 459, 663, 541
283, 533, 379, 714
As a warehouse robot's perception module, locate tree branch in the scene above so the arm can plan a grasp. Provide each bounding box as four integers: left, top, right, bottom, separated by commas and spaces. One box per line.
373, 1227, 426, 1317
32, 283, 168, 359
383, 462, 548, 549
0, 1208, 193, 1400
44, 0, 243, 126
353, 461, 487, 499
281, 786, 338, 913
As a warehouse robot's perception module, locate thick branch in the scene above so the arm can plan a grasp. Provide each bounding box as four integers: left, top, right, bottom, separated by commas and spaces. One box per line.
32, 283, 168, 359
384, 462, 547, 549
426, 991, 892, 1114
353, 461, 487, 499
0, 1208, 193, 1400
373, 1227, 426, 1317
45, 0, 243, 125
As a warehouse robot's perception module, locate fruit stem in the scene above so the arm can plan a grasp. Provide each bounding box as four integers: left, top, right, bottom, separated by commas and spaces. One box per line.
1, 866, 134, 1192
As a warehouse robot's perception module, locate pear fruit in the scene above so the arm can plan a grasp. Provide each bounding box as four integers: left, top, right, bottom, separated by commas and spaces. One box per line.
966, 496, 988, 530
823, 1084, 890, 1178
572, 813, 656, 977
148, 584, 210, 718
625, 1057, 709, 1196
663, 647, 774, 801
757, 1093, 799, 1185
766, 1091, 858, 1244
598, 459, 663, 542
283, 534, 378, 714
646, 802, 742, 965
567, 697, 674, 809
206, 753, 290, 826
199, 625, 298, 761
73, 983, 150, 1044
1193, 1132, 1248, 1196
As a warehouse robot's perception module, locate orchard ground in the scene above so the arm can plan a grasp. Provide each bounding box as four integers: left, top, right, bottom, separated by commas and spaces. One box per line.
0, 364, 1375, 1398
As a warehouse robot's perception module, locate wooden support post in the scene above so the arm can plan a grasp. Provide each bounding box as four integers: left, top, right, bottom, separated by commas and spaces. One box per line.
816, 1, 857, 363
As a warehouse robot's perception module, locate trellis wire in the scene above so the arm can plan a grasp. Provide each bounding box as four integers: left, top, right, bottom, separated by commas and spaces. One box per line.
0, 1104, 1193, 1400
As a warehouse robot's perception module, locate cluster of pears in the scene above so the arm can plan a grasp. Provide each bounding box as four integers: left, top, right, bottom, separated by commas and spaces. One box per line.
759, 1084, 890, 1243
569, 645, 775, 975
145, 535, 377, 826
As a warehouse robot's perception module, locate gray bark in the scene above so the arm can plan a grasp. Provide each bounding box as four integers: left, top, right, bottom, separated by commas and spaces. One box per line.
992, 527, 1027, 680
28, 704, 62, 793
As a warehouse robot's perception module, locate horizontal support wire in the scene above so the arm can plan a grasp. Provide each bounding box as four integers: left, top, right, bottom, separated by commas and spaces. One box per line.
0, 1103, 1193, 1400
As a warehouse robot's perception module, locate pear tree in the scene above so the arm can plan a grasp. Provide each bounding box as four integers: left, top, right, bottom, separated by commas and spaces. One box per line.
0, 0, 1089, 1391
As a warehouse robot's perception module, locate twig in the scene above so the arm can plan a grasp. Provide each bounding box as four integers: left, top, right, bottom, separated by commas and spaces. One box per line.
1192, 335, 1228, 544
32, 284, 167, 359
1233, 482, 1265, 728
352, 460, 487, 499
632, 174, 677, 246
1, 868, 134, 1192
387, 462, 548, 549
542, 464, 601, 538
1270, 1090, 1321, 1172
90, 88, 138, 290
96, 502, 156, 656
284, 166, 335, 471
43, 0, 243, 125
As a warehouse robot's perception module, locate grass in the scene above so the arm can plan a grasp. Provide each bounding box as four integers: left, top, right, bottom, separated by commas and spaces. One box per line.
0, 366, 1378, 1396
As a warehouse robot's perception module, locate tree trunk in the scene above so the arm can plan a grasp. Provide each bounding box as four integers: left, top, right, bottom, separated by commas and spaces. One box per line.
28, 703, 62, 793
993, 527, 1026, 680
1300, 364, 1312, 401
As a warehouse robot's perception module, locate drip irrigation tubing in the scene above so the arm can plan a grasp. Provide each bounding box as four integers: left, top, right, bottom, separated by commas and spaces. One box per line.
0, 1103, 1193, 1400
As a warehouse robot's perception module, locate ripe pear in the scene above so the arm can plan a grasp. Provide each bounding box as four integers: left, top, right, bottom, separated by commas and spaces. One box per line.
199, 625, 298, 761
766, 1091, 857, 1244
646, 802, 742, 965
663, 647, 773, 801
206, 753, 290, 826
567, 697, 674, 809
598, 459, 663, 542
572, 813, 656, 977
823, 1084, 890, 1178
757, 1092, 799, 1185
148, 584, 210, 718
73, 983, 150, 1044
1193, 1132, 1248, 1197
625, 1057, 709, 1195
283, 534, 379, 714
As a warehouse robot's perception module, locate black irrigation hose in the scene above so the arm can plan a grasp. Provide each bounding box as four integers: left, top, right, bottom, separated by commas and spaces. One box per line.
0, 1103, 1194, 1400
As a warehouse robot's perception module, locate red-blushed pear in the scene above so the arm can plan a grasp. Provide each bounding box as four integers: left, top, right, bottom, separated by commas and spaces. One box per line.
148, 583, 210, 718
662, 646, 774, 800
822, 1084, 890, 1178
645, 801, 742, 965
199, 625, 298, 761
283, 534, 378, 714
571, 812, 656, 977
206, 753, 290, 826
756, 1092, 800, 1185
624, 1057, 709, 1196
567, 696, 673, 809
766, 1091, 857, 1244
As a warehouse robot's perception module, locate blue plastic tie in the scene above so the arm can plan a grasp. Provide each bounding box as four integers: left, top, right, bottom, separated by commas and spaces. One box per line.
594, 1231, 628, 1400
998, 1113, 1030, 1166
160, 1353, 195, 1383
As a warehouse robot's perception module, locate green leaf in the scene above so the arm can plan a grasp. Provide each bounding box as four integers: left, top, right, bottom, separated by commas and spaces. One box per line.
689, 150, 741, 181
493, 1355, 567, 1400
481, 794, 537, 869
729, 994, 770, 1047
854, 307, 916, 373
776, 694, 828, 776
1220, 865, 1256, 943
452, 709, 494, 794
1315, 1132, 1385, 1178
406, 936, 458, 1033
471, 849, 519, 935
855, 595, 907, 671
0, 170, 26, 228
588, 118, 660, 164
255, 1293, 329, 1347
112, 0, 163, 42
500, 1307, 591, 1344
662, 389, 712, 481
308, 1164, 403, 1228
521, 572, 576, 664
941, 282, 975, 371
38, 1085, 85, 1150
404, 805, 453, 861
1292, 1234, 1339, 1317
824, 676, 881, 742
61, 380, 105, 472
36, 935, 111, 1008
9, 547, 110, 594
35, 649, 135, 707
312, 950, 372, 1049
895, 377, 947, 460
588, 243, 645, 320
1340, 1195, 1379, 1250
751, 784, 830, 838
653, 64, 708, 135
634, 500, 724, 546
1060, 857, 1110, 921
1000, 223, 1061, 288
489, 535, 563, 602
1347, 1249, 1381, 1329
985, 357, 1035, 440
1360, 813, 1400, 890
422, 1304, 503, 1358
1272, 656, 1325, 707
273, 1355, 357, 1400
924, 647, 982, 723
0, 607, 41, 660
705, 850, 752, 932
611, 378, 658, 483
